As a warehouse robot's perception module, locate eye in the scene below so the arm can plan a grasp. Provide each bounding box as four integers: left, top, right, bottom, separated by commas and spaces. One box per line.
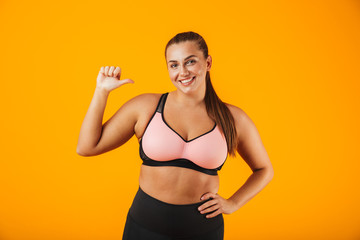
186, 59, 196, 65
170, 63, 178, 68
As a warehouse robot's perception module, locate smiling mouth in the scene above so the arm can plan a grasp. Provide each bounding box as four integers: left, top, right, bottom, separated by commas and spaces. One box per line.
179, 76, 195, 83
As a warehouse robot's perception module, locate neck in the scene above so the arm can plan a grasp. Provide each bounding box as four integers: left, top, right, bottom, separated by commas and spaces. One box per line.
172, 87, 206, 107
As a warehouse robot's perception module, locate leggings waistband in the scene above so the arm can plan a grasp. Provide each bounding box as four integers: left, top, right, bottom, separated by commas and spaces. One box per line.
128, 186, 224, 238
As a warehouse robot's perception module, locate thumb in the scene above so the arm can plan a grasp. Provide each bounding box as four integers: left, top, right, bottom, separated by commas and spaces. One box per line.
117, 79, 134, 86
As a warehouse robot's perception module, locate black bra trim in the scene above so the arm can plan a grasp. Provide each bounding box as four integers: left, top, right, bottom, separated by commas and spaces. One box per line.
139, 138, 222, 176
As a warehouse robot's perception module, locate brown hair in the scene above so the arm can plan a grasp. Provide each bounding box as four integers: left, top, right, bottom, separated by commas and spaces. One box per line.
165, 31, 238, 157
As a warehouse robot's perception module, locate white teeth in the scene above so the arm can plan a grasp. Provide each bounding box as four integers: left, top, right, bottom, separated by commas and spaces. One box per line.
181, 76, 194, 83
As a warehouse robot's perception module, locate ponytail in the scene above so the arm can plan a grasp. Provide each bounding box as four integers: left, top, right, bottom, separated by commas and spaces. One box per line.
204, 71, 237, 157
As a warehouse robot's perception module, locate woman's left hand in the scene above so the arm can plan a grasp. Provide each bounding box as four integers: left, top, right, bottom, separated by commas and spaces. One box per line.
198, 192, 238, 218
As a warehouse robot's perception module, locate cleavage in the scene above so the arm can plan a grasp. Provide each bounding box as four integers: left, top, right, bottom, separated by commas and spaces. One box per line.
163, 102, 215, 142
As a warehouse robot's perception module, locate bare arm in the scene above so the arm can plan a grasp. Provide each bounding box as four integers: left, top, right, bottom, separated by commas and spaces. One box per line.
76, 87, 110, 155
227, 105, 274, 210
76, 66, 135, 156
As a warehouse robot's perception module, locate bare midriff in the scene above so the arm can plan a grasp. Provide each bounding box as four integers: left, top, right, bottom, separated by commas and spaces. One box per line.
139, 164, 219, 205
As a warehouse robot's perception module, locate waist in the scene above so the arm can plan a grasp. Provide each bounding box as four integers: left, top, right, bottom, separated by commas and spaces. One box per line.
139, 164, 219, 205
128, 185, 224, 238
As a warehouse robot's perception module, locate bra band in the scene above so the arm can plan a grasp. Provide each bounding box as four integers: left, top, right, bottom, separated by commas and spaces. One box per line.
140, 138, 221, 175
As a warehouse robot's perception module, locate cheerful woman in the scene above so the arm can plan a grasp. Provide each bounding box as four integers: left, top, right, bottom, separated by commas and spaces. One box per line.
77, 31, 274, 240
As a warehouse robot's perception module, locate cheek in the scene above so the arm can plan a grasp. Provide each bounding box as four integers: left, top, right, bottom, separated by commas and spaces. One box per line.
192, 65, 205, 74
195, 68, 205, 77
169, 72, 177, 81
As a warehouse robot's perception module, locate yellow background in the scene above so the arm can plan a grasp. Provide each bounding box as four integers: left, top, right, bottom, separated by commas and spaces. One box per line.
1, 0, 359, 239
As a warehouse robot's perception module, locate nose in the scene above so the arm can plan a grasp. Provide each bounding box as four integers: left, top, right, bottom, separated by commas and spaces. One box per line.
179, 65, 190, 76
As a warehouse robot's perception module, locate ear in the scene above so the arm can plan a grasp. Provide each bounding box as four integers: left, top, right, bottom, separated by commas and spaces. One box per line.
206, 55, 212, 71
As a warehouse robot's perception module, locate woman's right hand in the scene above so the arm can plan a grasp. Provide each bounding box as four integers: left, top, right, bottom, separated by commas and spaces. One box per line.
96, 66, 134, 92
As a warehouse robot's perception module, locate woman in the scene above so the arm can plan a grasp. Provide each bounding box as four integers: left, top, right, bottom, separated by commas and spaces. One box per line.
77, 31, 274, 240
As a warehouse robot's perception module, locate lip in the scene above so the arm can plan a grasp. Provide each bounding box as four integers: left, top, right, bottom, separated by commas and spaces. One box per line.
179, 76, 194, 82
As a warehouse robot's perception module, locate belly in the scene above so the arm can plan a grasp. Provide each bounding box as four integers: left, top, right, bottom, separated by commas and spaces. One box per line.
139, 165, 220, 204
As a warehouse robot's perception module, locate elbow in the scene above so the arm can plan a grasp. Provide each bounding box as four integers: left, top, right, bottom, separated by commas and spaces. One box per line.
76, 145, 92, 156
253, 166, 274, 181
76, 146, 86, 156
267, 167, 274, 181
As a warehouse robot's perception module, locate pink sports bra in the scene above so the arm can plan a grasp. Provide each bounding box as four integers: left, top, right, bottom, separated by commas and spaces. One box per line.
139, 92, 228, 175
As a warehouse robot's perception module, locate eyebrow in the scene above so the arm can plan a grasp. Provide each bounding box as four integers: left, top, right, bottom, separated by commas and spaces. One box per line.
168, 55, 197, 63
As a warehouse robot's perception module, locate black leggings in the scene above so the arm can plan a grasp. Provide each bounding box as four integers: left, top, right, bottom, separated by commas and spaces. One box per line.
122, 186, 224, 240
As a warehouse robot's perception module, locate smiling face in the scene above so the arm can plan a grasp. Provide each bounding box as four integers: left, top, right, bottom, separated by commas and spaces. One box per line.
165, 41, 212, 94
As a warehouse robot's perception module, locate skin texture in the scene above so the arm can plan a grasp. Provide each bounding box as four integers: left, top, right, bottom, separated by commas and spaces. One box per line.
77, 41, 274, 219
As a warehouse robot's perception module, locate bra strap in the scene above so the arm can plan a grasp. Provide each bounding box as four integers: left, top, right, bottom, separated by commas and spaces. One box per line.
156, 92, 168, 113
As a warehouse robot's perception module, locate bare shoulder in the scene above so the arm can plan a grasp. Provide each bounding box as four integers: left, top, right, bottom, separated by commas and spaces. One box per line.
127, 92, 161, 103
130, 93, 163, 140
128, 92, 162, 116
107, 92, 162, 125
224, 102, 250, 124
224, 102, 256, 139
